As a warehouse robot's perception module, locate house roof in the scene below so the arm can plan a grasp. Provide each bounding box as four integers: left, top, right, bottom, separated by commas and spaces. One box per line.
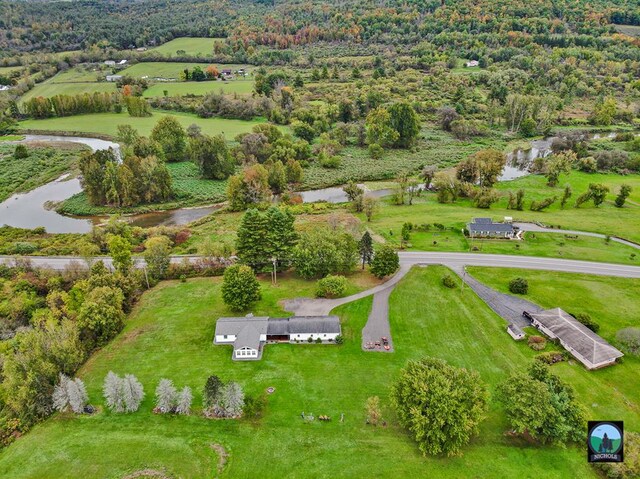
468, 218, 514, 233
507, 324, 524, 335
215, 316, 269, 336
267, 316, 341, 335
529, 308, 623, 367
235, 324, 262, 350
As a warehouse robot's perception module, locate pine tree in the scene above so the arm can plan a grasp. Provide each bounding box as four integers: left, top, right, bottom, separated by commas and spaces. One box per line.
359, 232, 374, 270
155, 378, 177, 413
176, 387, 193, 415
103, 371, 125, 413
203, 375, 224, 409
122, 374, 144, 412
220, 382, 245, 417
53, 374, 88, 414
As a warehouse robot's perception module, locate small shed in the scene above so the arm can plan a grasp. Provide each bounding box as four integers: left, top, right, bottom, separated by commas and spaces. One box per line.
466, 60, 479, 68
106, 75, 123, 82
507, 324, 525, 341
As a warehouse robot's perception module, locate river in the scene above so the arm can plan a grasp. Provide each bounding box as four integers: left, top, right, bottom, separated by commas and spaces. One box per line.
0, 131, 628, 233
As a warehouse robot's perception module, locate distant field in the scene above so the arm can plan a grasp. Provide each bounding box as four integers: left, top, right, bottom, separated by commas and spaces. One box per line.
49, 68, 109, 83
0, 66, 23, 75
613, 24, 640, 37
120, 62, 251, 79
18, 110, 266, 138
21, 82, 117, 102
143, 80, 254, 97
151, 37, 224, 56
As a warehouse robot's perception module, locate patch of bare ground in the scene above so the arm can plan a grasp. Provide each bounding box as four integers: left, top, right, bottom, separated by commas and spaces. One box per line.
211, 443, 229, 476
122, 469, 171, 479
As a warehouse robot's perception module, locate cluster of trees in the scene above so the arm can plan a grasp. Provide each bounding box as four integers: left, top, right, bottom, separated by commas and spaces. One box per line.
155, 378, 192, 415
180, 65, 220, 82
22, 92, 121, 118
79, 148, 172, 207
0, 260, 145, 441
202, 375, 245, 418
365, 102, 420, 155
391, 358, 587, 457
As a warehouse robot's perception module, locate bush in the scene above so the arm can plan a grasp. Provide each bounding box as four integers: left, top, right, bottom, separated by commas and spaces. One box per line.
319, 153, 341, 169
616, 327, 640, 356
391, 357, 488, 456
370, 245, 400, 279
334, 334, 344, 345
573, 312, 599, 333
442, 274, 456, 289
14, 144, 29, 159
528, 335, 547, 351
221, 265, 261, 312
509, 277, 528, 294
243, 393, 268, 420
315, 274, 347, 298
595, 431, 640, 479
10, 242, 38, 255
536, 351, 565, 365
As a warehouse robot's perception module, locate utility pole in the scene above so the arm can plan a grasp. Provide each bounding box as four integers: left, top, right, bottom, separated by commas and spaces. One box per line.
271, 257, 277, 285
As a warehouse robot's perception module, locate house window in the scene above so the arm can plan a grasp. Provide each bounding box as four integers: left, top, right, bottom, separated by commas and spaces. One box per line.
223, 335, 228, 339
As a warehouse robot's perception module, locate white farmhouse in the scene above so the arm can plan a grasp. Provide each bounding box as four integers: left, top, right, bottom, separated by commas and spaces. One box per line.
214, 315, 341, 361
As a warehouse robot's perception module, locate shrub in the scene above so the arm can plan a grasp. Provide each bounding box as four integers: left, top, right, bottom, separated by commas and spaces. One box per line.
315, 275, 348, 298
319, 152, 341, 168
10, 242, 38, 255
442, 274, 456, 289
536, 352, 565, 365
574, 312, 600, 333
370, 245, 400, 279
13, 144, 29, 159
509, 277, 528, 294
221, 265, 261, 311
334, 334, 344, 345
528, 335, 547, 351
616, 328, 640, 356
243, 393, 268, 420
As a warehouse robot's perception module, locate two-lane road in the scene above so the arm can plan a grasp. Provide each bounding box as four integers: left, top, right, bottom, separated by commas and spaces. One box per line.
2, 252, 640, 278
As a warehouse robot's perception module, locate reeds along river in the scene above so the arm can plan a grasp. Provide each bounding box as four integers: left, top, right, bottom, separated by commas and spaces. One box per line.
0, 132, 627, 234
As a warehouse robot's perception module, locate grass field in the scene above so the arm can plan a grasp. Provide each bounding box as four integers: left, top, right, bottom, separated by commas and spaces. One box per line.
361, 171, 640, 244
0, 66, 23, 75
143, 80, 254, 97
21, 82, 117, 102
119, 62, 251, 80
467, 267, 640, 432
18, 110, 265, 138
1, 266, 637, 477
151, 37, 225, 57
0, 142, 87, 202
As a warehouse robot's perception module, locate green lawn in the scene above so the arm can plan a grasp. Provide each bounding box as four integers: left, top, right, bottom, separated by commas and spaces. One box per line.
0, 66, 23, 75
151, 37, 225, 57
466, 267, 640, 431
21, 82, 117, 102
119, 62, 251, 80
2, 266, 635, 478
18, 110, 265, 138
143, 80, 254, 97
362, 171, 640, 244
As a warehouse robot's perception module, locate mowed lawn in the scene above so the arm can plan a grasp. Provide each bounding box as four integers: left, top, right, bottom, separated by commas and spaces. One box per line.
1, 266, 635, 478
143, 80, 254, 98
18, 110, 265, 138
21, 82, 117, 102
467, 267, 640, 432
362, 172, 640, 244
151, 37, 225, 57
119, 62, 251, 79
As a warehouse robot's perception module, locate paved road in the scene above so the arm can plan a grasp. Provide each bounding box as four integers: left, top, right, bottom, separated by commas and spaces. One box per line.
3, 252, 640, 278
514, 222, 640, 250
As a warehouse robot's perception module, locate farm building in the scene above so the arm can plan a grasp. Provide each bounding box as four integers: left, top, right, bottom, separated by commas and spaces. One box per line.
466, 60, 480, 67
467, 218, 520, 239
524, 308, 623, 370
106, 75, 123, 82
214, 315, 341, 361
104, 60, 116, 66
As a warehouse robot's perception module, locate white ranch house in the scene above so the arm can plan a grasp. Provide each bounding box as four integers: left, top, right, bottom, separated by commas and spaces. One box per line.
524, 308, 623, 370
214, 315, 341, 361
467, 217, 521, 239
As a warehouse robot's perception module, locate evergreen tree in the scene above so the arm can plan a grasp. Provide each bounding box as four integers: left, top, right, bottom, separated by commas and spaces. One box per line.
122, 374, 144, 412
155, 378, 177, 413
176, 386, 193, 415
103, 371, 125, 413
388, 102, 421, 148
359, 232, 374, 270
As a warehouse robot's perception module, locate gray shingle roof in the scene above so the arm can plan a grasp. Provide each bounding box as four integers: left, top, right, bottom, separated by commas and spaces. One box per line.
529, 308, 623, 367
468, 218, 514, 233
234, 324, 263, 350
215, 317, 269, 336
268, 316, 341, 335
